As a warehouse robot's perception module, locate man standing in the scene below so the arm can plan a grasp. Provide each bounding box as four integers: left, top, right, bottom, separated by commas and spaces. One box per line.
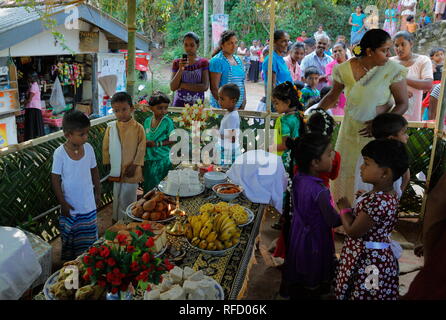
300, 35, 333, 90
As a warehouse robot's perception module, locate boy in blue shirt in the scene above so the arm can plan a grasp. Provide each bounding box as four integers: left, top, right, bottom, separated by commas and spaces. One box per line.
300, 67, 320, 109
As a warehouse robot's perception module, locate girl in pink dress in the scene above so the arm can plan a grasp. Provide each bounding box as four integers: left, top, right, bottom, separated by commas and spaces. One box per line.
335, 139, 409, 300
325, 42, 348, 115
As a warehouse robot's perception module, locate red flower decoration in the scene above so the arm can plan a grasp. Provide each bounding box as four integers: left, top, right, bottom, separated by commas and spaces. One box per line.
116, 234, 128, 245
88, 247, 99, 256
83, 255, 91, 264
100, 246, 110, 258
111, 287, 119, 294
126, 245, 135, 253
120, 284, 129, 292
98, 279, 106, 288
113, 268, 121, 275
83, 273, 90, 282
164, 259, 174, 271
142, 252, 151, 264
86, 267, 94, 276
145, 238, 154, 248
106, 257, 116, 267
130, 261, 139, 272
141, 223, 152, 231
135, 230, 143, 236
95, 261, 105, 270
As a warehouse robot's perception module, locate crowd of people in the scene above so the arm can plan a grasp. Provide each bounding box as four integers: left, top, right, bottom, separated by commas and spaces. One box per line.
49, 5, 446, 300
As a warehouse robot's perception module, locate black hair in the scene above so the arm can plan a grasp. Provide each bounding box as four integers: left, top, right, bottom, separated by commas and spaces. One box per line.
422, 10, 427, 14
62, 109, 90, 133
430, 47, 445, 57
354, 29, 391, 57
307, 108, 336, 137
148, 91, 170, 106
320, 86, 331, 99
183, 32, 200, 46
111, 91, 133, 108
406, 15, 414, 22
219, 83, 240, 101
286, 133, 331, 173
272, 81, 306, 137
393, 30, 414, 43
303, 38, 316, 47
27, 73, 39, 83
304, 67, 320, 78
371, 113, 408, 139
274, 30, 287, 43
212, 30, 237, 57
361, 139, 409, 182
356, 5, 364, 14
290, 42, 305, 52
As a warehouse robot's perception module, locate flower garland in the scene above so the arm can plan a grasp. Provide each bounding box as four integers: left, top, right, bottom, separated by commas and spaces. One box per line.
173, 99, 217, 130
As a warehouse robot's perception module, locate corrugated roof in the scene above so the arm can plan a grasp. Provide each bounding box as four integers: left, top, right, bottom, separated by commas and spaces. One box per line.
0, 5, 64, 34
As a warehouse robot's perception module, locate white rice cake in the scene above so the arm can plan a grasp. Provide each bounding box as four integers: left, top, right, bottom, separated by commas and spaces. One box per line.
183, 266, 195, 280
188, 288, 206, 300
144, 288, 161, 300
187, 270, 204, 282
169, 266, 184, 284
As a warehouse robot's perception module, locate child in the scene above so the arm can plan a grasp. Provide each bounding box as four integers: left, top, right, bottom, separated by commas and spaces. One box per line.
304, 86, 334, 116
102, 92, 146, 223
143, 91, 175, 193
354, 113, 410, 199
406, 15, 417, 34
335, 139, 409, 300
51, 110, 101, 261
307, 108, 341, 188
24, 73, 44, 140
301, 67, 320, 109
283, 133, 341, 299
270, 81, 306, 171
218, 83, 241, 165
419, 10, 432, 28
430, 47, 445, 81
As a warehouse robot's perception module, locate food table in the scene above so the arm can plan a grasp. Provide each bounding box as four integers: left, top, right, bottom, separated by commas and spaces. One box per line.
34, 186, 265, 300
23, 229, 52, 290
0, 227, 42, 299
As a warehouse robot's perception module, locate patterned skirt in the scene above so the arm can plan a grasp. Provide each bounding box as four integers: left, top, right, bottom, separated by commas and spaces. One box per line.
59, 210, 98, 261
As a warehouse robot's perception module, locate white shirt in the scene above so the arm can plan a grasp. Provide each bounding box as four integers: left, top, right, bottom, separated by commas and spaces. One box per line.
400, 0, 417, 16
52, 143, 98, 215
249, 46, 260, 61
219, 110, 240, 150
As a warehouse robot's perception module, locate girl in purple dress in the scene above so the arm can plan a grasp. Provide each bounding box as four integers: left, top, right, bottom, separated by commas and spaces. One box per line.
283, 133, 342, 299
170, 32, 210, 107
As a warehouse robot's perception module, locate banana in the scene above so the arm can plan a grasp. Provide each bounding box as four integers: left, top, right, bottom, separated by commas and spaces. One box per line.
206, 231, 218, 243
199, 240, 208, 249
220, 219, 237, 233
191, 237, 201, 246
192, 220, 203, 238
219, 228, 235, 241
199, 213, 210, 224
207, 242, 216, 251
185, 223, 193, 240
215, 240, 224, 251
218, 215, 232, 233
224, 240, 233, 249
231, 236, 240, 246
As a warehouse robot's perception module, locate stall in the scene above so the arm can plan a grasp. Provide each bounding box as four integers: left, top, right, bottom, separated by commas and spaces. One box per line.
0, 59, 19, 146
0, 2, 150, 145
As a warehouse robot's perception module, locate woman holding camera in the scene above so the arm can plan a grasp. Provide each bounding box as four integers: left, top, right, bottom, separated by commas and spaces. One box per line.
170, 32, 210, 107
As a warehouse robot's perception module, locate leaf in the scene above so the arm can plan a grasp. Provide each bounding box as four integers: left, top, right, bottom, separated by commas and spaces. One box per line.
104, 230, 117, 241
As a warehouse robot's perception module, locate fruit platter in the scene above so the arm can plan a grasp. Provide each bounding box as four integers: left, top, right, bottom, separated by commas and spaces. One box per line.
126, 190, 176, 223
198, 202, 254, 227
184, 202, 246, 256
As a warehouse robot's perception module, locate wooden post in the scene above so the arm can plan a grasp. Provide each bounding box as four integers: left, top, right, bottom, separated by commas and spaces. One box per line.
418, 61, 446, 240
204, 0, 209, 57
264, 0, 275, 151
126, 0, 136, 99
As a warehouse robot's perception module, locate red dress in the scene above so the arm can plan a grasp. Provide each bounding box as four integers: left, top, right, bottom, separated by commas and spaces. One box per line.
335, 191, 399, 300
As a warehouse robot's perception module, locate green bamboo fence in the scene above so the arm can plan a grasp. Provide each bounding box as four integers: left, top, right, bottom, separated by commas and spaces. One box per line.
0, 110, 444, 241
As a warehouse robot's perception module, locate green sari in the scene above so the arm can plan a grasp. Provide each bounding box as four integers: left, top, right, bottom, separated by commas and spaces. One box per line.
143, 115, 175, 193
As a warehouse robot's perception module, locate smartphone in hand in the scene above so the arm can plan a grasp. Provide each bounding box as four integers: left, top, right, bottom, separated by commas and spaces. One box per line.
182, 54, 188, 61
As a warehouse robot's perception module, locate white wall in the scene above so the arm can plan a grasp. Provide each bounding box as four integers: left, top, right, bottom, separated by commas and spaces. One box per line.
0, 21, 109, 57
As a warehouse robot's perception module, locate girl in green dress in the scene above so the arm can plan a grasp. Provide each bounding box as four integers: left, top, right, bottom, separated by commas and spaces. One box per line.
143, 91, 176, 193
270, 81, 306, 172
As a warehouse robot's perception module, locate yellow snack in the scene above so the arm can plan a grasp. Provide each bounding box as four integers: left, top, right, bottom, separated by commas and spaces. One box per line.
215, 202, 229, 213
230, 204, 245, 216
200, 203, 215, 214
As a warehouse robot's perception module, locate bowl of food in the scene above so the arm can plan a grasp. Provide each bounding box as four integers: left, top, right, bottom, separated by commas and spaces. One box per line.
212, 183, 243, 201
204, 171, 227, 189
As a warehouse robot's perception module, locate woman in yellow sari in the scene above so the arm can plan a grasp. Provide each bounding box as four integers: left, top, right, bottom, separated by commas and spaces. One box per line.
318, 29, 409, 202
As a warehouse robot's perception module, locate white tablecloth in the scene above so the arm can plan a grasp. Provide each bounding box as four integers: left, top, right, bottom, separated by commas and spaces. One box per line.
23, 230, 52, 289
0, 227, 42, 300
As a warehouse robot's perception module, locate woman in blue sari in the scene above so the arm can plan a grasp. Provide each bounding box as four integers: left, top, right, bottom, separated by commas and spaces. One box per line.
209, 30, 246, 109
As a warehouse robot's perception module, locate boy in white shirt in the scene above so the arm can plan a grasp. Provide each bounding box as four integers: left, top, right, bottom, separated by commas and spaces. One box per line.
51, 110, 101, 261
218, 83, 241, 165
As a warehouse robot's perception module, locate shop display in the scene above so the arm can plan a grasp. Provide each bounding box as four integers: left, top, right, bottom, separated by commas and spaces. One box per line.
144, 266, 224, 300
52, 62, 84, 87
